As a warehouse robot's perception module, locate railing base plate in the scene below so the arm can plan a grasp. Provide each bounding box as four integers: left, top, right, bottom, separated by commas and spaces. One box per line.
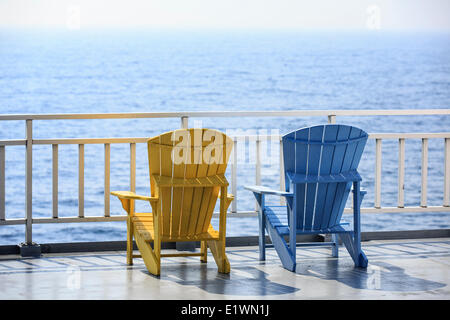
19, 242, 41, 257
176, 242, 197, 252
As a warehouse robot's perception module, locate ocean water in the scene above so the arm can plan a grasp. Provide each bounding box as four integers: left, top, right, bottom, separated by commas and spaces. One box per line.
0, 29, 449, 244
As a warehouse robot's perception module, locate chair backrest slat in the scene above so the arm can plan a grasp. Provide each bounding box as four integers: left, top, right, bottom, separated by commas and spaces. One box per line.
158, 132, 175, 236
180, 129, 202, 237
284, 128, 308, 229
198, 139, 227, 233
282, 124, 368, 231
313, 125, 339, 230
303, 126, 325, 230
332, 126, 368, 226
325, 125, 352, 228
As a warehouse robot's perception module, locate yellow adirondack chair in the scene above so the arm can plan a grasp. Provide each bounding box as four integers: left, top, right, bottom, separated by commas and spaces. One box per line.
111, 128, 234, 276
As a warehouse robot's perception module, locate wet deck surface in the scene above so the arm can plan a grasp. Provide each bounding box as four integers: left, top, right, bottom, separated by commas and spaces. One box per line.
0, 238, 449, 299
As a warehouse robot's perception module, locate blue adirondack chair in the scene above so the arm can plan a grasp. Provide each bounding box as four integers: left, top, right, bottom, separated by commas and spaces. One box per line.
245, 124, 369, 271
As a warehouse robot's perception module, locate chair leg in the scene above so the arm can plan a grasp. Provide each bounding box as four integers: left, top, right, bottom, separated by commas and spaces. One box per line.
274, 236, 296, 272
337, 233, 368, 268
264, 222, 296, 271
256, 193, 266, 261
258, 215, 266, 261
209, 186, 230, 274
351, 181, 368, 268
207, 240, 230, 273
134, 230, 161, 276
331, 233, 339, 258
126, 216, 134, 265
200, 240, 207, 263
357, 251, 369, 268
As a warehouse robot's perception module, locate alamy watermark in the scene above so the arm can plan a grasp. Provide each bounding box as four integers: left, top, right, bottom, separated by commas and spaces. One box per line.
366, 5, 381, 30
66, 5, 81, 30
66, 265, 81, 290
169, 123, 280, 166
366, 265, 381, 289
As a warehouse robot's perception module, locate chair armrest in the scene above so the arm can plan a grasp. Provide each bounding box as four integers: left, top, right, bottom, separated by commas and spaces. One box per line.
244, 185, 293, 197
111, 191, 158, 203
351, 188, 367, 196
351, 188, 367, 209
218, 192, 234, 211
111, 191, 159, 215
222, 193, 234, 201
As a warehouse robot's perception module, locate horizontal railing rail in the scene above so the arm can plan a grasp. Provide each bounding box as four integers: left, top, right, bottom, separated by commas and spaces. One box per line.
0, 108, 449, 121
0, 109, 449, 246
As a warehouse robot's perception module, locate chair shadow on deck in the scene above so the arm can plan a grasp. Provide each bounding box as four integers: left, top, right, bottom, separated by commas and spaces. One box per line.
295, 259, 446, 292
156, 263, 299, 296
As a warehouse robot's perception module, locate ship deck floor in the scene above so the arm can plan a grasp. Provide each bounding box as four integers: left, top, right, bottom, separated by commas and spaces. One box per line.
0, 237, 449, 300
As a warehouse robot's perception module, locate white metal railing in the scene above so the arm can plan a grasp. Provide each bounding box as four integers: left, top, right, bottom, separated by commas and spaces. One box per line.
0, 109, 449, 245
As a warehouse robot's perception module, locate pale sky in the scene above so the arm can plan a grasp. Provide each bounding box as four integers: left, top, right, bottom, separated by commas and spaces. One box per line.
0, 0, 449, 31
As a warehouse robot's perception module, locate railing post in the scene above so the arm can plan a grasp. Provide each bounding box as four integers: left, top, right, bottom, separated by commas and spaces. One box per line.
231, 138, 238, 213
375, 138, 382, 209
255, 138, 261, 185
181, 116, 189, 129
78, 144, 84, 218
52, 144, 58, 218
104, 143, 110, 217
421, 138, 428, 207
328, 115, 336, 124
130, 143, 136, 193
398, 138, 405, 208
19, 119, 40, 256
0, 145, 5, 221
255, 136, 261, 211
25, 120, 33, 243
444, 138, 450, 207
279, 137, 285, 205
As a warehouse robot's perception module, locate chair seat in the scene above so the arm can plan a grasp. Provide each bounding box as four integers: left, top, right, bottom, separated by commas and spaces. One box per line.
132, 212, 220, 242
264, 206, 352, 236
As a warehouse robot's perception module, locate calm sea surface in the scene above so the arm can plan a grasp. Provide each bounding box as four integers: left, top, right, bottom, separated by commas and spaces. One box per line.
0, 29, 449, 244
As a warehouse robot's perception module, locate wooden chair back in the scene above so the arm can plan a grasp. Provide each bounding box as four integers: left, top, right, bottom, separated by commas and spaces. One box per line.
282, 124, 368, 231
147, 128, 233, 238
